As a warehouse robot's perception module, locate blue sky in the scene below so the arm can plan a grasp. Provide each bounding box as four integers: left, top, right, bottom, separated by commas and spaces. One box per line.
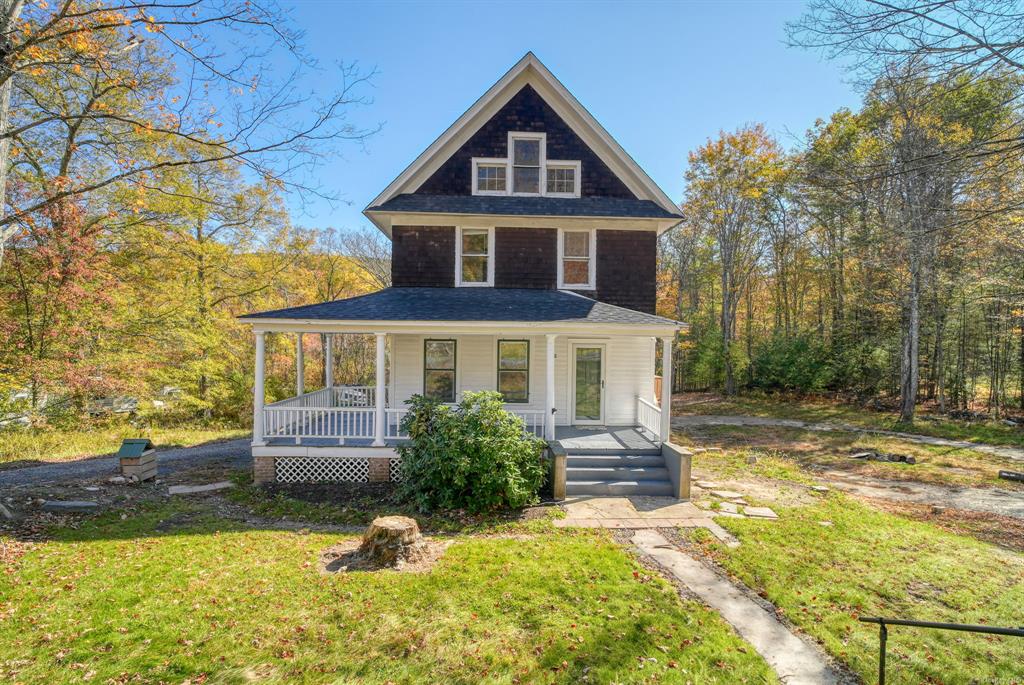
285, 1, 858, 232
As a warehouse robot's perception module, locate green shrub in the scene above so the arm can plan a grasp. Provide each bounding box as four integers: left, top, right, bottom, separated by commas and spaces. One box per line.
397, 391, 547, 512
750, 333, 833, 392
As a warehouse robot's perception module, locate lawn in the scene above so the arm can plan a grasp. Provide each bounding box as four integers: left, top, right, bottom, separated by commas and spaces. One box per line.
0, 425, 248, 469
0, 502, 776, 684
674, 423, 1024, 489
679, 440, 1024, 685
677, 392, 1024, 449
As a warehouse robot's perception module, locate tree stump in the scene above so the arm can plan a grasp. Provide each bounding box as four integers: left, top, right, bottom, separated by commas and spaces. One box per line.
358, 515, 427, 567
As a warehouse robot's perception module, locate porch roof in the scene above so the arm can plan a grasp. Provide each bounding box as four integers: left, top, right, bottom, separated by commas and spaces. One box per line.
241, 287, 682, 329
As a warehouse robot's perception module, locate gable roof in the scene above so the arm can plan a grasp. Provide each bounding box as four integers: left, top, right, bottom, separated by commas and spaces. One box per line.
364, 52, 681, 234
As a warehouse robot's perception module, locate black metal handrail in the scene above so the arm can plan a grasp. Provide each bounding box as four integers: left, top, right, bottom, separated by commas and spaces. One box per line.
859, 616, 1024, 684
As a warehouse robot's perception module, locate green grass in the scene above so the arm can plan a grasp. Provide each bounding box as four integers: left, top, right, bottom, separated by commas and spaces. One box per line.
674, 423, 1023, 489
0, 503, 776, 684
679, 392, 1024, 449
692, 494, 1024, 684
0, 425, 248, 468
226, 474, 566, 535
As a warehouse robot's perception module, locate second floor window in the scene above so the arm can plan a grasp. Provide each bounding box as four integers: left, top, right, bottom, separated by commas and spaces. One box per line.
558, 229, 595, 289
456, 227, 494, 286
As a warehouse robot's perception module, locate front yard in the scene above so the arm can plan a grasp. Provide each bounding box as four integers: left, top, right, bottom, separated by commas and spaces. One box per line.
1, 501, 775, 685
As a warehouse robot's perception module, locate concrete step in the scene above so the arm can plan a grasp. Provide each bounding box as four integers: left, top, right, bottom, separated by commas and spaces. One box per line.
563, 446, 662, 456
565, 479, 674, 497
566, 454, 666, 468
567, 466, 670, 481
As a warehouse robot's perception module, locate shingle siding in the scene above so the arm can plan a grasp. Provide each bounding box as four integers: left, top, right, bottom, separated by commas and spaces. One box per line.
593, 230, 657, 314
416, 85, 636, 199
391, 226, 455, 288
494, 227, 557, 289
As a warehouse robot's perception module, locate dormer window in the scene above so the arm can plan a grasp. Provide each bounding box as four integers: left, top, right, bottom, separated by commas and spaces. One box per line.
471, 132, 581, 198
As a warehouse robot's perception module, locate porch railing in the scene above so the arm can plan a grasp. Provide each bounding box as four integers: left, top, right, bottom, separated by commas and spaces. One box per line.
262, 391, 547, 444
637, 396, 661, 440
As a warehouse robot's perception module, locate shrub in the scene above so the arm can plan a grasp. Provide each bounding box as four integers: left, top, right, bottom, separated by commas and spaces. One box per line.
749, 333, 832, 392
397, 391, 547, 512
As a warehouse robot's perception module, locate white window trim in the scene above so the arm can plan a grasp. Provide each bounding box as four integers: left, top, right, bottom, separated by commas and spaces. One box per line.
545, 160, 582, 198
508, 131, 546, 196
557, 228, 596, 290
471, 157, 508, 196
455, 226, 495, 287
469, 131, 581, 198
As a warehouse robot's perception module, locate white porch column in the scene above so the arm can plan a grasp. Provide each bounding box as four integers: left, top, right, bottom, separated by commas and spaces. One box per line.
545, 334, 557, 441
324, 333, 334, 390
252, 331, 266, 446
296, 333, 305, 397
660, 335, 674, 443
373, 332, 386, 446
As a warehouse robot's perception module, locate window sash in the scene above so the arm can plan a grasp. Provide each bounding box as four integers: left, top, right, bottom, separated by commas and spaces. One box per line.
424, 339, 456, 402
497, 340, 529, 403
476, 164, 506, 192
547, 166, 576, 195
559, 230, 594, 288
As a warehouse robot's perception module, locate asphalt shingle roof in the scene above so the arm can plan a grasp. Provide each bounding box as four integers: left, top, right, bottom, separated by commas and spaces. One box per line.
241, 287, 680, 327
367, 193, 683, 220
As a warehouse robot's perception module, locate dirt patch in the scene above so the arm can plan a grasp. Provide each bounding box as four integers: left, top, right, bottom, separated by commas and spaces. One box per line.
868, 498, 1024, 553
319, 538, 453, 574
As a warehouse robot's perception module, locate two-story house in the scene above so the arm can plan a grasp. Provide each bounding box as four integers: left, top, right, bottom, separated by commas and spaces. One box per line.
242, 53, 689, 497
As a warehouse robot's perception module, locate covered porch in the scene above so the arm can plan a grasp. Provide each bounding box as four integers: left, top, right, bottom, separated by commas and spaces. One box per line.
250, 330, 673, 448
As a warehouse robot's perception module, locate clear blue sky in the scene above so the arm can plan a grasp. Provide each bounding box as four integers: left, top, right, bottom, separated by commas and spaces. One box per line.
285, 0, 858, 233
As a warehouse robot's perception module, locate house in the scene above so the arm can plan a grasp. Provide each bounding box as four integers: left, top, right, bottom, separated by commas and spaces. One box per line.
241, 53, 690, 498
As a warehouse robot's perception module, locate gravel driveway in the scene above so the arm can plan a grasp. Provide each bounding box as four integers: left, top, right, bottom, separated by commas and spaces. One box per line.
0, 439, 252, 488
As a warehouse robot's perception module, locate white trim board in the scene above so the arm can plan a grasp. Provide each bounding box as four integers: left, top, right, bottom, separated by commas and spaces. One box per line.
364, 52, 681, 235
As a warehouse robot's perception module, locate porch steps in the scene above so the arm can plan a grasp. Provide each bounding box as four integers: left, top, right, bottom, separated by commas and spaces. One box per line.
564, 450, 673, 497
565, 479, 674, 497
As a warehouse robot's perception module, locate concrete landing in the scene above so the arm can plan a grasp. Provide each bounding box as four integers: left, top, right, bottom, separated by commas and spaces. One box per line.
632, 529, 844, 685
555, 496, 737, 544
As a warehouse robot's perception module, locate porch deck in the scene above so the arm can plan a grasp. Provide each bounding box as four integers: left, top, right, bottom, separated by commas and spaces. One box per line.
264, 425, 659, 450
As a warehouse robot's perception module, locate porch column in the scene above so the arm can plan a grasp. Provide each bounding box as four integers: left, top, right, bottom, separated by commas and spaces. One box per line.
545, 334, 556, 441
324, 334, 334, 390
660, 335, 673, 443
296, 333, 305, 397
252, 331, 266, 446
373, 332, 386, 446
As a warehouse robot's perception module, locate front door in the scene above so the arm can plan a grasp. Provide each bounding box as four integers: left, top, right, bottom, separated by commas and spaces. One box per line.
571, 344, 605, 425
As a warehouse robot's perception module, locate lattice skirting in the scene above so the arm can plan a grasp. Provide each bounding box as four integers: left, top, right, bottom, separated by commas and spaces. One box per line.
274, 456, 403, 483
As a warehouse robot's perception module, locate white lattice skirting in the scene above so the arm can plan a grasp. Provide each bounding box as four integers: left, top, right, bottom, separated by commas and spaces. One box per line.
274, 456, 403, 483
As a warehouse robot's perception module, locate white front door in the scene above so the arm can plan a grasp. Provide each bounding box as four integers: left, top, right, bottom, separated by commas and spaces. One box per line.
570, 343, 605, 425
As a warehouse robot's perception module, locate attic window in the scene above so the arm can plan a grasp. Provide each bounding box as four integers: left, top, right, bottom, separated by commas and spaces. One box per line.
470, 132, 581, 198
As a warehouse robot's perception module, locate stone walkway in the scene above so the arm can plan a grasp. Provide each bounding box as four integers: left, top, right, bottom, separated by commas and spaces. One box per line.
633, 529, 847, 685
554, 495, 739, 545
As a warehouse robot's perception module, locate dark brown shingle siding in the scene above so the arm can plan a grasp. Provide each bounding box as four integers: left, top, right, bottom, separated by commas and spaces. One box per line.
391, 226, 455, 287
594, 230, 657, 314
416, 85, 635, 199
495, 227, 557, 289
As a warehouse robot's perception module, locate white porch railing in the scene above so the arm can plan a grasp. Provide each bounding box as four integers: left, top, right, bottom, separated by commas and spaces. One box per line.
637, 396, 661, 440
263, 405, 376, 443
262, 392, 547, 444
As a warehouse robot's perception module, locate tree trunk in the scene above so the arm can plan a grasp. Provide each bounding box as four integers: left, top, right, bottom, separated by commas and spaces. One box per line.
0, 0, 25, 266
899, 263, 921, 423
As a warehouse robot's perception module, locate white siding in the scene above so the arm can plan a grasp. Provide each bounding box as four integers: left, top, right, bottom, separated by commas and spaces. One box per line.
389, 332, 655, 427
